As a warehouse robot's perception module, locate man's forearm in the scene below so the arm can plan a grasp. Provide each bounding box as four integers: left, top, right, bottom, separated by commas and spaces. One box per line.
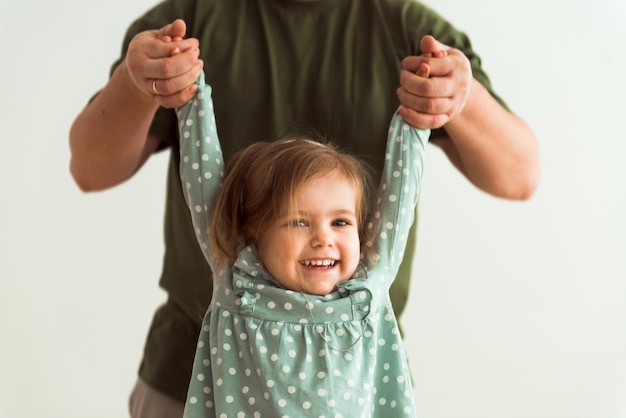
442, 79, 540, 200
69, 61, 161, 192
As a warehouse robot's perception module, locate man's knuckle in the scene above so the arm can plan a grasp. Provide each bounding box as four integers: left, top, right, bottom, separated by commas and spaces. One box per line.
424, 98, 438, 114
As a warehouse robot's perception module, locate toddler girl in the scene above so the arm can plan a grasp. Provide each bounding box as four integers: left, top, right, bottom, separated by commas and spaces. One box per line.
178, 71, 429, 418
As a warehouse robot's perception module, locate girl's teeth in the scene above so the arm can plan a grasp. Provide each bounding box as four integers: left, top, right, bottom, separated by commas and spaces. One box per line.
302, 259, 335, 267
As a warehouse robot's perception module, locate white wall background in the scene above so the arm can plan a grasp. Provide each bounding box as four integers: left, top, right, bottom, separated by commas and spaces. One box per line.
1, 0, 624, 417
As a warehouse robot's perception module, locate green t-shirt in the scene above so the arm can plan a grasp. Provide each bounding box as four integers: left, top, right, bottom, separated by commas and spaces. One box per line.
111, 0, 506, 401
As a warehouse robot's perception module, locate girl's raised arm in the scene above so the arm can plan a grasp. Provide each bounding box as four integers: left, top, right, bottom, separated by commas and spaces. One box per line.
177, 73, 223, 270
370, 110, 429, 283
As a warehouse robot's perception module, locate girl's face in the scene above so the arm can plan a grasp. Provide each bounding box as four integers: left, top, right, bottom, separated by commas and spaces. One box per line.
256, 171, 361, 295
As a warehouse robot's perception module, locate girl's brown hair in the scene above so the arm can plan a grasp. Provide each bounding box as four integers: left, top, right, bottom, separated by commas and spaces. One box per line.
210, 136, 376, 264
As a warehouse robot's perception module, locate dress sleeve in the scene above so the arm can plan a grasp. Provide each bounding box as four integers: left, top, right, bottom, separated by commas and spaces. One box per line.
369, 109, 429, 286
176, 72, 223, 270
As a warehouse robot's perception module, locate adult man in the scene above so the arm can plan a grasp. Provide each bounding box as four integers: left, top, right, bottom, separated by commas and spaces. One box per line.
69, 1, 539, 416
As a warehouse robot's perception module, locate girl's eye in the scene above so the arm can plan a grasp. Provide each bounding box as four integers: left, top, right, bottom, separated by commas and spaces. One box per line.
289, 219, 308, 227
333, 219, 349, 227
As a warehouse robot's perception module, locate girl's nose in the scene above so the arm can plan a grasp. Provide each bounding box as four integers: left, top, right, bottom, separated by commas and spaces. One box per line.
311, 225, 334, 247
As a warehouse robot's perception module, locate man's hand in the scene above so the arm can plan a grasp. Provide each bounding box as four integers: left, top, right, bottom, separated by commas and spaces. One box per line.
396, 35, 472, 129
125, 19, 203, 108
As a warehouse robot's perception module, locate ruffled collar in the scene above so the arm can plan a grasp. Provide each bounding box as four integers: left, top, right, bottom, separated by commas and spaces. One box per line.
228, 244, 372, 321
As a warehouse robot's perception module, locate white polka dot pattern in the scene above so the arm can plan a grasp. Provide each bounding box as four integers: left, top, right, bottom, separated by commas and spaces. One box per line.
177, 72, 428, 418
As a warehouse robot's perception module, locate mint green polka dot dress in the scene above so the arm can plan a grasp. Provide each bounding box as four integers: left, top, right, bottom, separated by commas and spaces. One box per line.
177, 72, 429, 418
